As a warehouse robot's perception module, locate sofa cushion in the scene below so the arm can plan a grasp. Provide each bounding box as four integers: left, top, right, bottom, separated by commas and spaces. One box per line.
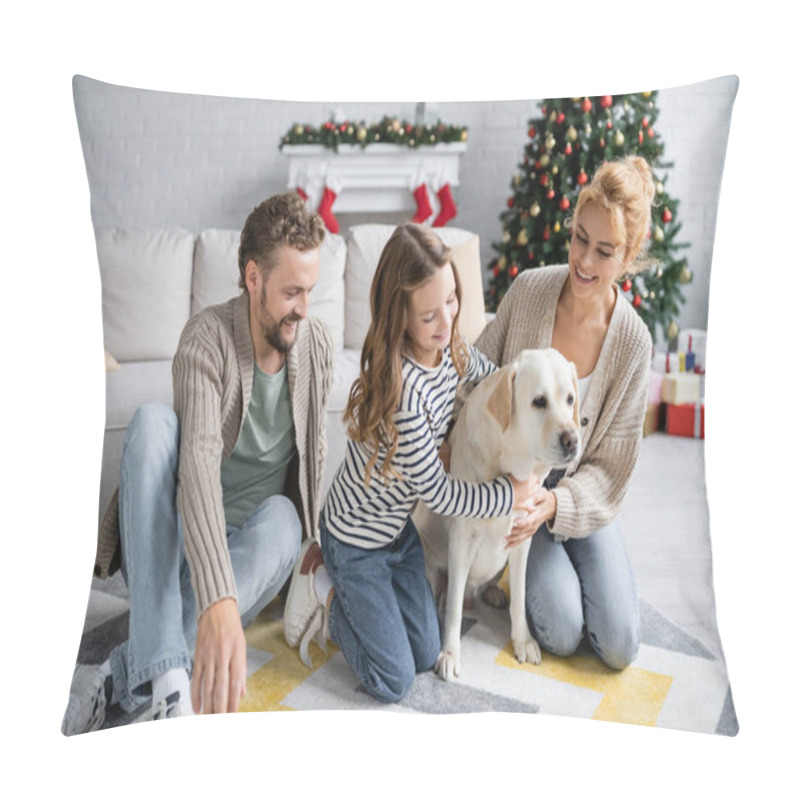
343, 225, 485, 350
97, 227, 195, 361
192, 228, 347, 350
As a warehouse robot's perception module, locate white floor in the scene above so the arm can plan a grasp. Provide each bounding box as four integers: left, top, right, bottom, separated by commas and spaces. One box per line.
83, 431, 725, 661
620, 431, 723, 658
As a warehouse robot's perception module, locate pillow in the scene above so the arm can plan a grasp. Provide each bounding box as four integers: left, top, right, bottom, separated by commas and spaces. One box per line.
96, 226, 194, 362
65, 74, 739, 740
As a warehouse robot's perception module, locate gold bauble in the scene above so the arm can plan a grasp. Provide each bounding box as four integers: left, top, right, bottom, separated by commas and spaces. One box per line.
356, 126, 367, 141
293, 124, 304, 135
540, 154, 550, 167
642, 91, 652, 98
656, 181, 664, 194
614, 130, 625, 147
567, 125, 578, 141
551, 165, 558, 175
554, 221, 561, 233
498, 255, 507, 271
502, 230, 510, 244
680, 266, 692, 283
545, 134, 556, 150
667, 320, 679, 340
530, 202, 541, 217
654, 225, 664, 242
517, 228, 529, 246
461, 130, 468, 141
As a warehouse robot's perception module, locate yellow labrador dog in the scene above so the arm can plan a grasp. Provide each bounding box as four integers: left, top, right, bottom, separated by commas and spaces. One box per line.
414, 348, 581, 681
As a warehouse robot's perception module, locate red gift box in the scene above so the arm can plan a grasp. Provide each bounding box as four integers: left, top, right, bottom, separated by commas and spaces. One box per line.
666, 402, 704, 439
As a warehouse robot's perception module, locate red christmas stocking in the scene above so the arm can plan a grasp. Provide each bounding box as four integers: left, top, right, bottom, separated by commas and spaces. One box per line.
318, 185, 339, 233
296, 186, 309, 203
411, 183, 433, 223
433, 183, 457, 227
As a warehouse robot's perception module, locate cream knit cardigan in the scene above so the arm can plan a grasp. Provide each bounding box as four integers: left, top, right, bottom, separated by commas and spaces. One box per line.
475, 265, 652, 539
95, 291, 334, 617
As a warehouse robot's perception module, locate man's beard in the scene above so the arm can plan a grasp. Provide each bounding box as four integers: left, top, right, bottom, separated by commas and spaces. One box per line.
260, 285, 300, 355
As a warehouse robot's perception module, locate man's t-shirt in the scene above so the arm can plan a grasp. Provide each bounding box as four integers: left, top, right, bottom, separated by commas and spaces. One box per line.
221, 362, 295, 528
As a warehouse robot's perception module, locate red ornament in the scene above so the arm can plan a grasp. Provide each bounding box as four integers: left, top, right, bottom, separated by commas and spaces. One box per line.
565, 143, 572, 155
405, 124, 413, 134
547, 189, 555, 200
581, 98, 592, 113
540, 174, 549, 186
600, 95, 613, 108
622, 279, 632, 292
633, 294, 642, 308
606, 120, 613, 129
509, 264, 519, 278
528, 126, 537, 138
577, 170, 588, 185
507, 197, 515, 208
600, 138, 605, 148
642, 117, 649, 127
556, 112, 565, 124
662, 208, 673, 224
543, 227, 550, 241
648, 128, 655, 138
639, 130, 644, 144
493, 265, 501, 277
559, 196, 570, 211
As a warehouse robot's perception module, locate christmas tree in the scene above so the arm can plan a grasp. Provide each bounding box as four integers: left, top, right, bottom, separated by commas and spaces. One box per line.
486, 92, 690, 342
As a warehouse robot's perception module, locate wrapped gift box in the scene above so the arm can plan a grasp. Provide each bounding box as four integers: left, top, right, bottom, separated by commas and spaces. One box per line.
666, 402, 704, 439
643, 403, 660, 436
662, 372, 702, 405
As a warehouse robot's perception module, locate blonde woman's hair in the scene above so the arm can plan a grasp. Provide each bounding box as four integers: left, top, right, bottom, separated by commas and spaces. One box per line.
343, 224, 468, 486
571, 155, 657, 273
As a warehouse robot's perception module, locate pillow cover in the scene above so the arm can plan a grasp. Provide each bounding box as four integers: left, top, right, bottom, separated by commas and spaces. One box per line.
64, 73, 739, 739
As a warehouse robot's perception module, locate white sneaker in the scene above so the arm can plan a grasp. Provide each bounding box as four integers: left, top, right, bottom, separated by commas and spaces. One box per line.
283, 538, 328, 667
61, 665, 110, 736
140, 690, 193, 723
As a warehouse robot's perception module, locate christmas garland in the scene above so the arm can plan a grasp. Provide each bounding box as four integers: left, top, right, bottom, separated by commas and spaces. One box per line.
279, 116, 468, 151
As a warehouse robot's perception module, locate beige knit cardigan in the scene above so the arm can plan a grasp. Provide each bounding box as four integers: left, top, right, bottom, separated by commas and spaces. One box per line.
475, 264, 652, 539
95, 291, 334, 617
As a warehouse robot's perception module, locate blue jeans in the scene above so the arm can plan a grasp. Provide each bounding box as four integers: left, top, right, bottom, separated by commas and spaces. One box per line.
109, 404, 301, 712
525, 519, 639, 670
320, 517, 440, 703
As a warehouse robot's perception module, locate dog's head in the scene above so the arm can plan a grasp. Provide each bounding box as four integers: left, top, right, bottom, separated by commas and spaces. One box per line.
486, 348, 581, 471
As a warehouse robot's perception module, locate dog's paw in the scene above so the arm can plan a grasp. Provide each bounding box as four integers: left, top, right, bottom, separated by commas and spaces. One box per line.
513, 635, 542, 665
435, 650, 460, 681
481, 583, 509, 609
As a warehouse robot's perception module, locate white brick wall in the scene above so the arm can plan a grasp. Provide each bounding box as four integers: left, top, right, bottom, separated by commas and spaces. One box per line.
74, 74, 737, 335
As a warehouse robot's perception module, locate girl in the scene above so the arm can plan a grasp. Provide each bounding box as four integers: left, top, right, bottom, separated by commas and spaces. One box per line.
284, 223, 537, 702
479, 156, 656, 669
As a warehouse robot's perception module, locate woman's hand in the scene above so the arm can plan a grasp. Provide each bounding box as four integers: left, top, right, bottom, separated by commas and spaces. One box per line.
505, 486, 557, 549
508, 473, 542, 512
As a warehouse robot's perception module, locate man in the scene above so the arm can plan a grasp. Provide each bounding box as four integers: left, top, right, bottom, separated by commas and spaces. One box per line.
62, 192, 333, 733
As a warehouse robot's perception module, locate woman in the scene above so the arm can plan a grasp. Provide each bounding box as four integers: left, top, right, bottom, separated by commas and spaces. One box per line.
475, 156, 655, 670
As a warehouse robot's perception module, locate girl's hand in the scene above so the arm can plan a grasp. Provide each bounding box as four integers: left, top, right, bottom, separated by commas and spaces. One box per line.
505, 487, 557, 549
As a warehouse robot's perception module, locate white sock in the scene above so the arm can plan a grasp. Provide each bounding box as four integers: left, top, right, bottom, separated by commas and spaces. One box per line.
152, 668, 193, 715
313, 564, 334, 607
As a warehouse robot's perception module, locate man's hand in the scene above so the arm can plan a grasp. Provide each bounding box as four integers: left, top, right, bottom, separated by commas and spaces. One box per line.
191, 597, 247, 714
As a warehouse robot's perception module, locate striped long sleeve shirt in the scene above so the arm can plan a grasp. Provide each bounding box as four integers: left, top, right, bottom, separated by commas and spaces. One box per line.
322, 342, 514, 549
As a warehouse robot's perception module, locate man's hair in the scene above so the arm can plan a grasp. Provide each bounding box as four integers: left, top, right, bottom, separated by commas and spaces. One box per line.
238, 192, 326, 289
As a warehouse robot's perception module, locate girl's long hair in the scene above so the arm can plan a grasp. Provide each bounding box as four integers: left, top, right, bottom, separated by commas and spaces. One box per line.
343, 224, 468, 486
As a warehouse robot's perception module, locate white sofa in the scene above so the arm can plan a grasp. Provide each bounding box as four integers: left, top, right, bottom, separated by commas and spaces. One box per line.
97, 223, 488, 524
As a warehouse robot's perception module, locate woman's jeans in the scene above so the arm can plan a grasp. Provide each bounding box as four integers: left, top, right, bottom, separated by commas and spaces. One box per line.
320, 517, 440, 703
109, 404, 301, 712
525, 519, 639, 670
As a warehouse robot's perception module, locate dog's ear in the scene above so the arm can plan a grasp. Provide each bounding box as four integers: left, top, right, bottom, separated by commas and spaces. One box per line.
486, 365, 516, 433
570, 361, 580, 430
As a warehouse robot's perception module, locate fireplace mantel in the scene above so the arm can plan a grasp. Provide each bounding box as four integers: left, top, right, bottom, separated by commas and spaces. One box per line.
282, 143, 467, 216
